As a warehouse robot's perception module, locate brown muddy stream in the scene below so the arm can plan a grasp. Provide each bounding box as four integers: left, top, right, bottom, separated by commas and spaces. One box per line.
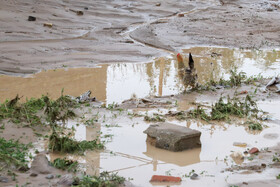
1, 47, 280, 103
1, 47, 280, 186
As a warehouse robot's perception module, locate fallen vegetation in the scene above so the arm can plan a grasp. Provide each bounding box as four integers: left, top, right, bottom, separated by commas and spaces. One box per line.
144, 114, 165, 122
73, 171, 125, 187
0, 137, 32, 171
48, 130, 104, 154
0, 95, 45, 126
168, 95, 260, 122
246, 121, 263, 131
51, 157, 78, 172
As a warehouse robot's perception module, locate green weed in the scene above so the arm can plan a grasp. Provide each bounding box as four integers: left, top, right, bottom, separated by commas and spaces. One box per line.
48, 130, 104, 154
73, 171, 125, 187
0, 95, 45, 126
144, 114, 165, 122
246, 121, 263, 131
0, 138, 32, 171
51, 157, 78, 172
187, 95, 259, 121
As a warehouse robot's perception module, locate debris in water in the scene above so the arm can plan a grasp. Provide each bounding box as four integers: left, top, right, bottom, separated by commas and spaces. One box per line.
68, 90, 96, 103
230, 151, 244, 164
150, 175, 181, 182
190, 173, 199, 180
266, 76, 280, 87
233, 142, 247, 147
240, 90, 248, 94
249, 147, 259, 154
69, 9, 84, 16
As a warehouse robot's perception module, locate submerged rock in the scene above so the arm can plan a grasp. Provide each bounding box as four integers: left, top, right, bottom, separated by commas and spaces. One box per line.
31, 154, 51, 174
144, 122, 201, 152
190, 173, 199, 180
28, 16, 36, 21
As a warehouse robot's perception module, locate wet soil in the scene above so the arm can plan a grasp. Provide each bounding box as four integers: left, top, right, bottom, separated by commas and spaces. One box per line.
1, 0, 280, 76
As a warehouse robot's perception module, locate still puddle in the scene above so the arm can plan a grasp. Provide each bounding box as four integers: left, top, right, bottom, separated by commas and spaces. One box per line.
1, 47, 280, 186
0, 47, 280, 104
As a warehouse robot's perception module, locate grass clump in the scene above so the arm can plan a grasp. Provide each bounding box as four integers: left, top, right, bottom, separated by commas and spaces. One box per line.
0, 95, 45, 126
51, 157, 78, 172
43, 93, 76, 124
187, 95, 259, 121
187, 106, 210, 121
144, 114, 165, 122
210, 95, 258, 120
0, 138, 32, 171
48, 130, 104, 154
73, 171, 125, 187
246, 121, 263, 131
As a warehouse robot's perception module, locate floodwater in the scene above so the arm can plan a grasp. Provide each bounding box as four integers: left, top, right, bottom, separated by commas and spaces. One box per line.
0, 47, 280, 104
1, 47, 280, 186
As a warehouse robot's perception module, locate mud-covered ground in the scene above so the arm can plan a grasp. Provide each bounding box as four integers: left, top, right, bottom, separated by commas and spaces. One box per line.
1, 0, 280, 76
1, 0, 280, 186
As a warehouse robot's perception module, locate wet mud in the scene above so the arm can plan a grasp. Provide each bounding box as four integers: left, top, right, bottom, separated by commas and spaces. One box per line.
1, 0, 280, 186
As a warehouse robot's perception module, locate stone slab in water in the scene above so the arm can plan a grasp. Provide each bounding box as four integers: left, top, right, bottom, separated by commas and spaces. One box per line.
143, 122, 201, 152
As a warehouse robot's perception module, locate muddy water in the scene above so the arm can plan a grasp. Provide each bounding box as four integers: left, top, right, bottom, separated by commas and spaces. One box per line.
48, 104, 280, 186
1, 47, 280, 104
2, 47, 280, 186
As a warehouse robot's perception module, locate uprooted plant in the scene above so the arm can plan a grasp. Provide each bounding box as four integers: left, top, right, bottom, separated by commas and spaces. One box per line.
72, 171, 125, 187
210, 95, 259, 120
201, 68, 263, 90
0, 95, 45, 126
0, 137, 32, 171
51, 157, 79, 172
170, 95, 260, 122
48, 129, 104, 154
43, 91, 77, 124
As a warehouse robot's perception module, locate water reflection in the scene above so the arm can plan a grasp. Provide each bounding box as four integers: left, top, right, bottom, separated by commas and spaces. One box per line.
143, 142, 201, 167
1, 47, 280, 104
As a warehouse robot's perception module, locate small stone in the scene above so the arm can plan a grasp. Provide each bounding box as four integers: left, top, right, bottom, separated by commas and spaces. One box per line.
178, 13, 184, 17
30, 173, 38, 177
249, 147, 259, 154
150, 175, 181, 182
43, 23, 53, 28
0, 176, 9, 183
267, 8, 273, 12
240, 90, 248, 94
155, 3, 161, 6
244, 151, 248, 154
261, 163, 266, 168
28, 16, 36, 21
84, 7, 88, 10
57, 174, 74, 186
46, 174, 54, 179
76, 11, 84, 16
243, 182, 248, 185
190, 173, 199, 180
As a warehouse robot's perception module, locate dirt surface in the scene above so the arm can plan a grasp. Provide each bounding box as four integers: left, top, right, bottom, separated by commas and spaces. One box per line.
1, 0, 280, 76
